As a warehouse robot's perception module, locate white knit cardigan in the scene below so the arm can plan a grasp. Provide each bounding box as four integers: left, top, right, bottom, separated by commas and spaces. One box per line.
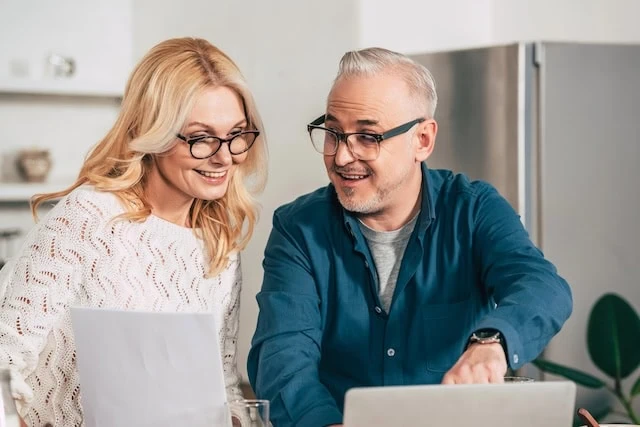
0, 186, 243, 426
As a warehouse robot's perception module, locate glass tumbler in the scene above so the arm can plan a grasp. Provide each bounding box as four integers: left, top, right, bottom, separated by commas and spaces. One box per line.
227, 399, 269, 427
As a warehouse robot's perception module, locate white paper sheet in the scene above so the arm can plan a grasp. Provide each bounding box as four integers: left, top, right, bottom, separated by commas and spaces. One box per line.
70, 308, 230, 427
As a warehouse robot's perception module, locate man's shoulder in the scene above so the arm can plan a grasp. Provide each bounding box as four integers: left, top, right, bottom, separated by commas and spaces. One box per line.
429, 168, 497, 201
273, 184, 338, 223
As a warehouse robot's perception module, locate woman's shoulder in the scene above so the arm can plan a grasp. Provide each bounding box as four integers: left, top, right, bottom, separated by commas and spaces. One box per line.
56, 185, 125, 219
13, 187, 125, 261
34, 186, 127, 239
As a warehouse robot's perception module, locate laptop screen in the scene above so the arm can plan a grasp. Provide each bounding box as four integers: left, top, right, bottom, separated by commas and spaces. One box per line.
344, 381, 576, 427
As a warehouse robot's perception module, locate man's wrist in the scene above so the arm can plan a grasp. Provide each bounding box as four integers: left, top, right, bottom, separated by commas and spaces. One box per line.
467, 329, 507, 356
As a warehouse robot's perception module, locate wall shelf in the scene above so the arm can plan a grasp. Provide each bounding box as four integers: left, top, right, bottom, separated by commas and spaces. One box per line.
0, 79, 123, 99
0, 0, 131, 100
0, 179, 74, 202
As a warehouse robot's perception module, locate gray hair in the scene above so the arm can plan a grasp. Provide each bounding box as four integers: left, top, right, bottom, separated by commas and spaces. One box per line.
334, 47, 438, 118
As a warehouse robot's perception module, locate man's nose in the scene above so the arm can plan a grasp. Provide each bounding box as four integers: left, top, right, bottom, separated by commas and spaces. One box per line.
333, 138, 356, 166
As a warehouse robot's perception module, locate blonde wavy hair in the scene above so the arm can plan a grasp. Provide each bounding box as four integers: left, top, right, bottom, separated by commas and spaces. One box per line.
31, 37, 268, 276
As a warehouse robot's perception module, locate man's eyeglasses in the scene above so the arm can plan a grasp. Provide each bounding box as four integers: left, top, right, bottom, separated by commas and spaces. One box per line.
307, 115, 425, 161
176, 130, 260, 159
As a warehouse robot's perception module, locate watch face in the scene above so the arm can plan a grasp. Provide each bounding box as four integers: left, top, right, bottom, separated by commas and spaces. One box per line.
476, 330, 500, 339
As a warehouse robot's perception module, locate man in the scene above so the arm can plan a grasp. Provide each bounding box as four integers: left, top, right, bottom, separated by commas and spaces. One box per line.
248, 47, 572, 427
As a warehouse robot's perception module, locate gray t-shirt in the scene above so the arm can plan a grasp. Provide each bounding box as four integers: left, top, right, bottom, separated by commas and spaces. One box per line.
358, 213, 419, 312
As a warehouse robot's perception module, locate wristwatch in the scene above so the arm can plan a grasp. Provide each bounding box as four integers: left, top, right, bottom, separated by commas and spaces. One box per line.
466, 329, 509, 363
468, 329, 503, 346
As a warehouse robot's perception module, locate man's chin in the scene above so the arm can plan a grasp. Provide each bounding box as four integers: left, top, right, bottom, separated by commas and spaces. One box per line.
336, 192, 377, 215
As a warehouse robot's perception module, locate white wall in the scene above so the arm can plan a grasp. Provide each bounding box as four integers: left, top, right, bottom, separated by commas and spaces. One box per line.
492, 0, 640, 45
358, 0, 640, 53
357, 0, 495, 53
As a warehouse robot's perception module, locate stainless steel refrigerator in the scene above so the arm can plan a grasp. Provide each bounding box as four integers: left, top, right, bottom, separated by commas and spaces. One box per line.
411, 43, 640, 414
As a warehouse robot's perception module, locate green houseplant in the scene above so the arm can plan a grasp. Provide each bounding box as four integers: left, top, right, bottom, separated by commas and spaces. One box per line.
533, 293, 640, 424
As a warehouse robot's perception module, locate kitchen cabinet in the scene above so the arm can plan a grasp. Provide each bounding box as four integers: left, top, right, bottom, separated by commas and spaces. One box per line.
0, 0, 132, 97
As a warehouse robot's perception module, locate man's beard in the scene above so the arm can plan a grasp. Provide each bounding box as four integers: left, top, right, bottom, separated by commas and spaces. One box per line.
336, 186, 385, 214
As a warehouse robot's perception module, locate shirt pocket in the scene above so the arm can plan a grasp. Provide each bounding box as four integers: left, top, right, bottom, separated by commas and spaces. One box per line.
422, 298, 473, 373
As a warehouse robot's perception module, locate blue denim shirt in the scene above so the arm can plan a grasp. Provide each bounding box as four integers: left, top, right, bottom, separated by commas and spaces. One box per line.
248, 164, 572, 427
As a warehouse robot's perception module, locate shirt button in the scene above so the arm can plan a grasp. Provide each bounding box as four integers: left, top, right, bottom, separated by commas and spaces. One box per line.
374, 306, 382, 314
387, 348, 396, 357
364, 260, 369, 268
513, 354, 519, 364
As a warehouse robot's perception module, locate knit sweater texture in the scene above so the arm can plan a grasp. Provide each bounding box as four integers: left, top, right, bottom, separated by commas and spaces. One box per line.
0, 186, 243, 426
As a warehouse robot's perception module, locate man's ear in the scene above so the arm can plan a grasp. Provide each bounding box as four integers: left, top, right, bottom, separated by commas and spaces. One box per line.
415, 119, 437, 162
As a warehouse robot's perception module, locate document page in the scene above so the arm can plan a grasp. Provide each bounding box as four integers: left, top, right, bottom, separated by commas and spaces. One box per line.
71, 308, 230, 427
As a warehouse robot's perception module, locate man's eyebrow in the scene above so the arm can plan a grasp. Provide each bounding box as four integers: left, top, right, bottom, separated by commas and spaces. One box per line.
355, 118, 379, 127
325, 114, 380, 127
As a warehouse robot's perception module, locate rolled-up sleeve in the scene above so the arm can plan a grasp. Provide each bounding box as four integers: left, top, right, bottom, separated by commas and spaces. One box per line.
247, 210, 342, 427
471, 184, 573, 368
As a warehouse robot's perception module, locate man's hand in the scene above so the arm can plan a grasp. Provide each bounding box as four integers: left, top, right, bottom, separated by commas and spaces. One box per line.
441, 343, 507, 384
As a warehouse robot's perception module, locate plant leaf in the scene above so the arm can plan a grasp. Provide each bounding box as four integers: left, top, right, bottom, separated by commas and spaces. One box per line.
632, 375, 640, 397
533, 359, 605, 388
587, 293, 640, 379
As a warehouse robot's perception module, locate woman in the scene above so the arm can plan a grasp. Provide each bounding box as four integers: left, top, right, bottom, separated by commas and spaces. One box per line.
0, 37, 267, 426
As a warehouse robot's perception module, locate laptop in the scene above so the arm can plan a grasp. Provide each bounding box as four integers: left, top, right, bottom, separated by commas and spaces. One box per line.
343, 381, 576, 427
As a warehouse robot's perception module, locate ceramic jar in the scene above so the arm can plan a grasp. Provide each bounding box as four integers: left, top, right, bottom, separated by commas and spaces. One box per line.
17, 148, 52, 182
